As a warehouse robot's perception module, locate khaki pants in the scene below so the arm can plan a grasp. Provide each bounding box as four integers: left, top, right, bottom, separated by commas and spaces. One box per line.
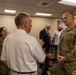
10, 70, 38, 75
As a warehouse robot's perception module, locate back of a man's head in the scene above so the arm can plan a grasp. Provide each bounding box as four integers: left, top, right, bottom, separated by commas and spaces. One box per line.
15, 12, 30, 27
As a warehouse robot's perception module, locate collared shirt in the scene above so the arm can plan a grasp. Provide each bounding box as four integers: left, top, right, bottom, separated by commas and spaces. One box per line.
1, 29, 45, 72
53, 30, 63, 45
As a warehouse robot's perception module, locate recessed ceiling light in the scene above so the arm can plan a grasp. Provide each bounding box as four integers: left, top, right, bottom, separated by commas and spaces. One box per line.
4, 9, 16, 13
35, 13, 52, 16
58, 0, 76, 6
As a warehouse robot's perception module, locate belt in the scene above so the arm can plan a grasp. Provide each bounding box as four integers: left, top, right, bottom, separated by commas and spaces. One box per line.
12, 69, 35, 74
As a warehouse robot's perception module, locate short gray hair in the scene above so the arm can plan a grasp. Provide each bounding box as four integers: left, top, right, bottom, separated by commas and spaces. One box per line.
15, 12, 30, 27
45, 23, 50, 27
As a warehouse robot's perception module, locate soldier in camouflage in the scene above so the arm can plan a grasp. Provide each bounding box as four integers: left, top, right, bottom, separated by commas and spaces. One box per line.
57, 11, 76, 75
0, 27, 10, 75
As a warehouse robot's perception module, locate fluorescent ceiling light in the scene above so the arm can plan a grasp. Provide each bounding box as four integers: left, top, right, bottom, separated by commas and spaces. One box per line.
35, 13, 52, 16
74, 16, 76, 18
4, 9, 16, 13
63, 0, 76, 3
58, 0, 76, 6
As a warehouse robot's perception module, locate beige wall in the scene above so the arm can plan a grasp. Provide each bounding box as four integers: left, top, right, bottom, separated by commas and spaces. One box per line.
0, 15, 57, 39
30, 17, 57, 39
0, 15, 17, 33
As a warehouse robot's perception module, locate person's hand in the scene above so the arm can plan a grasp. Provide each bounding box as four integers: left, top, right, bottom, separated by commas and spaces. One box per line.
38, 39, 44, 47
57, 55, 65, 63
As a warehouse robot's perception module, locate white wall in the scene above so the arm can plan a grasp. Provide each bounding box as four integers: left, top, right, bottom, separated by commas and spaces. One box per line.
0, 15, 57, 39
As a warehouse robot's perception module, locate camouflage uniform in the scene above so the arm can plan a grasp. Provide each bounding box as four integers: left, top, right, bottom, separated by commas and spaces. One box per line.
58, 26, 76, 75
0, 37, 10, 75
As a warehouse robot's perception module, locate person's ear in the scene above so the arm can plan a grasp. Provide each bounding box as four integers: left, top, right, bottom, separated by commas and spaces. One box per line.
24, 22, 27, 28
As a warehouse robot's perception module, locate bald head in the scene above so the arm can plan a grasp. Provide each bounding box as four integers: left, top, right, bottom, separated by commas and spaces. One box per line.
58, 25, 62, 28
58, 25, 63, 31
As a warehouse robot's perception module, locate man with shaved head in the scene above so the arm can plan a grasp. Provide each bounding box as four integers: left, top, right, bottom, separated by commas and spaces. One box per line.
57, 11, 76, 75
53, 24, 63, 57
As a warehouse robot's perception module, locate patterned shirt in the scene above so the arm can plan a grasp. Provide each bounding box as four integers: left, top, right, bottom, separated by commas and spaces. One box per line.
58, 25, 76, 72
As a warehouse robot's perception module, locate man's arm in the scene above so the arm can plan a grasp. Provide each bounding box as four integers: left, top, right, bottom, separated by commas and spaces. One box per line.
57, 33, 76, 63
